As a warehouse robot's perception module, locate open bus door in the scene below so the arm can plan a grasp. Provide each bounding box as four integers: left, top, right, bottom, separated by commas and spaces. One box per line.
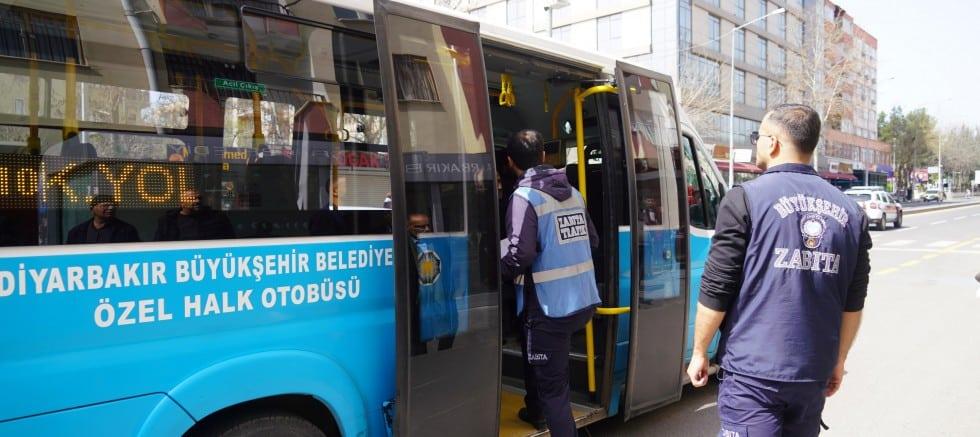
615, 61, 691, 420
374, 1, 502, 435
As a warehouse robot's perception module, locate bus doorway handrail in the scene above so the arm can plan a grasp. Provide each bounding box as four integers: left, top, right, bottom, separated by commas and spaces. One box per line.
574, 84, 622, 394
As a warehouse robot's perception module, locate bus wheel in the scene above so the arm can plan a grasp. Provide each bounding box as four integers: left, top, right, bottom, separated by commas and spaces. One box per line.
208, 412, 326, 437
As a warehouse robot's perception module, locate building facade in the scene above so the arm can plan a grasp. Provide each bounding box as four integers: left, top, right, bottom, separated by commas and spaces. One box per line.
420, 0, 891, 185
811, 0, 892, 186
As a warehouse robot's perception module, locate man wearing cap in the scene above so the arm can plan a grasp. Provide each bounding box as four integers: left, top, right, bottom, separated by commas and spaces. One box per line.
66, 195, 141, 244
688, 104, 872, 436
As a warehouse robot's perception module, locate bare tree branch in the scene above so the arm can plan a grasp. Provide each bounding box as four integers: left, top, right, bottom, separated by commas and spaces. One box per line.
677, 53, 729, 142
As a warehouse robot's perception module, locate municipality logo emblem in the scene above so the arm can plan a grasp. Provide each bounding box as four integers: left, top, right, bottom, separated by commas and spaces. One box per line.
800, 213, 827, 249
417, 249, 442, 285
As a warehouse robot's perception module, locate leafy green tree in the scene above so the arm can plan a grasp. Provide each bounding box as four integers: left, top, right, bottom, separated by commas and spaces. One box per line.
879, 106, 936, 190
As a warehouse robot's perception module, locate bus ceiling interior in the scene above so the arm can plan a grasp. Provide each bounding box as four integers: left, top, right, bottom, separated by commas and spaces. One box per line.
483, 44, 621, 434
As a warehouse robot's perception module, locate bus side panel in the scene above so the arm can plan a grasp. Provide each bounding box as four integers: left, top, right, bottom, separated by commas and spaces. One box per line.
0, 394, 189, 437
0, 239, 395, 436
685, 230, 721, 363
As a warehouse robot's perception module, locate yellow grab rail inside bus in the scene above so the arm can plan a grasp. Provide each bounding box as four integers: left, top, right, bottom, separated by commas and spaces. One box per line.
572, 84, 630, 394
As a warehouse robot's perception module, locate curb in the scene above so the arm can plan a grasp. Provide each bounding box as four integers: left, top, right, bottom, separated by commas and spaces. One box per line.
904, 201, 980, 215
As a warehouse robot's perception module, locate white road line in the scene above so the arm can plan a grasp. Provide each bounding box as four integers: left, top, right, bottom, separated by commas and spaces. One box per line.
972, 244, 980, 249
892, 226, 918, 233
927, 240, 957, 248
954, 216, 967, 221
881, 240, 916, 247
973, 213, 980, 217
871, 248, 980, 255
931, 220, 948, 225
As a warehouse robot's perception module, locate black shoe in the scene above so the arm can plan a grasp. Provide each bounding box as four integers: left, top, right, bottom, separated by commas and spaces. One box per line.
518, 407, 547, 431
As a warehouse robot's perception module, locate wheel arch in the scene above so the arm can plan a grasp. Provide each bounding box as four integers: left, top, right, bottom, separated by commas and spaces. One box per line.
138, 350, 368, 437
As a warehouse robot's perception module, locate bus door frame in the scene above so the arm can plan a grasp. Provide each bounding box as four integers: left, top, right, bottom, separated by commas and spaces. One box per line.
614, 61, 691, 420
374, 0, 502, 435
590, 90, 630, 410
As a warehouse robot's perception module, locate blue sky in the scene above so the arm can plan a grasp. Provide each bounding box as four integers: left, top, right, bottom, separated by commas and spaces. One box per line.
839, 0, 979, 128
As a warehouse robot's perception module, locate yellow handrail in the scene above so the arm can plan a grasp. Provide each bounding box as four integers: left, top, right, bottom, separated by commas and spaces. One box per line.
595, 306, 630, 316
574, 84, 619, 394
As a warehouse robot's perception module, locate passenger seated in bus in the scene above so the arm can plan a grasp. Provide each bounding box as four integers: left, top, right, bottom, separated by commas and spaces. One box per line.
407, 212, 456, 354
153, 189, 235, 241
641, 196, 660, 225
66, 195, 140, 244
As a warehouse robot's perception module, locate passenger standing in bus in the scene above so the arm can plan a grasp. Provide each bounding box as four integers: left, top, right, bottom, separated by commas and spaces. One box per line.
66, 195, 140, 244
500, 130, 601, 436
688, 104, 872, 437
154, 189, 235, 241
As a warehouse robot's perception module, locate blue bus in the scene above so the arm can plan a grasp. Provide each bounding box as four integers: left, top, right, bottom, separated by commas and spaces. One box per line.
0, 0, 725, 435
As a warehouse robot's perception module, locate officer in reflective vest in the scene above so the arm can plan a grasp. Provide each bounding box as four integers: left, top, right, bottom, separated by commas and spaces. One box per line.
688, 104, 872, 436
500, 129, 601, 436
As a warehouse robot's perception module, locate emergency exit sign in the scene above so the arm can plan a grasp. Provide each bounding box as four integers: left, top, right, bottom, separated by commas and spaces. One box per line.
214, 78, 266, 94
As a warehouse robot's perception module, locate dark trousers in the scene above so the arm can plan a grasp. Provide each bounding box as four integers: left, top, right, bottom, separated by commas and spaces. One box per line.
520, 305, 594, 437
717, 370, 827, 437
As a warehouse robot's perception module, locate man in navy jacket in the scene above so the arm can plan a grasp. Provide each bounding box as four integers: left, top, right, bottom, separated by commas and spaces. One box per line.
688, 104, 872, 436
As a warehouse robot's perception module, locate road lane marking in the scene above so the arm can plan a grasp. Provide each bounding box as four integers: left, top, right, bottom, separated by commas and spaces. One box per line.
875, 267, 899, 276
973, 244, 980, 249
695, 402, 718, 412
927, 240, 957, 248
900, 260, 920, 267
973, 213, 980, 217
930, 220, 948, 225
892, 226, 918, 233
954, 216, 967, 221
881, 240, 915, 247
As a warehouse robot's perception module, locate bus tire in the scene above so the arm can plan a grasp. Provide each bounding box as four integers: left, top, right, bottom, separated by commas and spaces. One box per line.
205, 412, 327, 437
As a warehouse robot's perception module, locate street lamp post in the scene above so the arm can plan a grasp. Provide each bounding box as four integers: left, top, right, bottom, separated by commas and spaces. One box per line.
728, 7, 786, 188
544, 0, 570, 38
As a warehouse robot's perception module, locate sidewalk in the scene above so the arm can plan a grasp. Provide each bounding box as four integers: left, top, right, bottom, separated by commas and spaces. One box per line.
903, 196, 980, 214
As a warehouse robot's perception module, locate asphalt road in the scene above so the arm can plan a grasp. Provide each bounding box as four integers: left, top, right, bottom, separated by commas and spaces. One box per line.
587, 203, 980, 436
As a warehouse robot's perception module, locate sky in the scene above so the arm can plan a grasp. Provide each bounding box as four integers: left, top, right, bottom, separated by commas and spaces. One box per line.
838, 0, 979, 128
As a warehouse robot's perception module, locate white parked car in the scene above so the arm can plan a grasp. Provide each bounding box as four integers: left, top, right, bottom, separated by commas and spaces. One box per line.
845, 188, 903, 230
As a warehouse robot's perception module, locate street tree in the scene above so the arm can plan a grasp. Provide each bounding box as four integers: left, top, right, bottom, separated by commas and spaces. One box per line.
937, 125, 980, 190
784, 7, 860, 167
677, 52, 728, 145
879, 106, 937, 190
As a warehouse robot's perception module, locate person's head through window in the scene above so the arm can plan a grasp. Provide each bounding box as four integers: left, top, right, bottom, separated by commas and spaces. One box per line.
89, 194, 118, 224
752, 104, 821, 170
179, 189, 203, 216
408, 213, 431, 239
504, 129, 545, 179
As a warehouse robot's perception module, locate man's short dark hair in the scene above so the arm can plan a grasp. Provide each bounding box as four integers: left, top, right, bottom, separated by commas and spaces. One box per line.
90, 194, 115, 208
506, 129, 544, 170
767, 104, 821, 154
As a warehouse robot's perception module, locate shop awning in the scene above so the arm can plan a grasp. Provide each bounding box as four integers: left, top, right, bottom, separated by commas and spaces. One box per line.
819, 171, 858, 181
714, 160, 763, 174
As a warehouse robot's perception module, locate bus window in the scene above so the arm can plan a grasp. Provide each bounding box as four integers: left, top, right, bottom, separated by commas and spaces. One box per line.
681, 135, 706, 228
0, 0, 391, 246
694, 136, 725, 229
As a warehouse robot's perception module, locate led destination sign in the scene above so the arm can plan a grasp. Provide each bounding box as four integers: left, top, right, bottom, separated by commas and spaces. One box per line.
0, 155, 197, 209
